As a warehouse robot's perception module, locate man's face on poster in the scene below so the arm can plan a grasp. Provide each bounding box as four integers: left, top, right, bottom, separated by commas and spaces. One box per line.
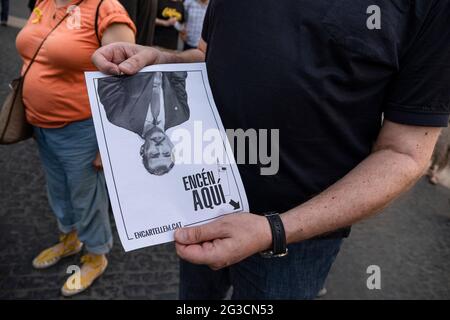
141, 127, 175, 176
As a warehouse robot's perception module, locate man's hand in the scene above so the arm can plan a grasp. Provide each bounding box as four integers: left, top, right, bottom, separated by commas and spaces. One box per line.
92, 40, 207, 75
174, 213, 273, 270
92, 42, 167, 75
92, 151, 103, 171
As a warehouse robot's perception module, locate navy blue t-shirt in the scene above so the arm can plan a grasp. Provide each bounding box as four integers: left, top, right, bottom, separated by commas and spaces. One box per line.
201, 0, 450, 225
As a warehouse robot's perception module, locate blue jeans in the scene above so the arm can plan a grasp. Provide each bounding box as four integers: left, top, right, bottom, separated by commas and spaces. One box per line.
180, 237, 343, 300
33, 118, 113, 254
1, 0, 9, 22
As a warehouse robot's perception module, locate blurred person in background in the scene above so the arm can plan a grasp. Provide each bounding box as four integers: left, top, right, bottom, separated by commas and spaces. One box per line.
154, 0, 184, 50
15, 0, 135, 296
182, 0, 207, 50
119, 0, 158, 45
1, 0, 9, 26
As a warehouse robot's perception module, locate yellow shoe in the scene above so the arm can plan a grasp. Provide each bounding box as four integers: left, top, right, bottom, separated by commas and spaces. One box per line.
32, 231, 83, 269
61, 254, 108, 297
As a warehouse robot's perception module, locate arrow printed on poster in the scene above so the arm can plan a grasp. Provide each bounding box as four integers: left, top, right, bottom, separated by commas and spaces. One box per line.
229, 199, 240, 210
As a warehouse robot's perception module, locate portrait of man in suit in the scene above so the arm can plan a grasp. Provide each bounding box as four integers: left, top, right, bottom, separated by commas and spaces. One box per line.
98, 71, 190, 176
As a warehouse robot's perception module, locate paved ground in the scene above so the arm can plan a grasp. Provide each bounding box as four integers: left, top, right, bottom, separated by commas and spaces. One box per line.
8, 0, 31, 19
1, 9, 450, 300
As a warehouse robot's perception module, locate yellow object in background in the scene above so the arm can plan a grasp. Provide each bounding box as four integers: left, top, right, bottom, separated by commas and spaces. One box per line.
162, 7, 182, 21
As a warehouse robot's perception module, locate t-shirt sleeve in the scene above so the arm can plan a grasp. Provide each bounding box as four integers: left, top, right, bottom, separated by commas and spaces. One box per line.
384, 0, 450, 127
97, 0, 137, 40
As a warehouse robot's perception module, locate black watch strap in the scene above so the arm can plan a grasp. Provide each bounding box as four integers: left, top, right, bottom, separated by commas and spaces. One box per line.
260, 212, 288, 258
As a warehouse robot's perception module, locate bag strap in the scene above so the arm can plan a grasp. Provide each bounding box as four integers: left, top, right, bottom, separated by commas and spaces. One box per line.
94, 0, 104, 46
22, 0, 85, 79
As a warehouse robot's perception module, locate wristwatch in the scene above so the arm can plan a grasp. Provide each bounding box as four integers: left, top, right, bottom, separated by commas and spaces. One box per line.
260, 212, 288, 258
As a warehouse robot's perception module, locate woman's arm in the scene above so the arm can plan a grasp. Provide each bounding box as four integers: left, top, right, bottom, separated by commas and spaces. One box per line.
101, 23, 135, 46
93, 23, 135, 170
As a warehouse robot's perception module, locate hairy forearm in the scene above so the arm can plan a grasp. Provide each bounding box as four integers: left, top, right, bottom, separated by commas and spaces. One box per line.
281, 147, 428, 244
159, 48, 206, 64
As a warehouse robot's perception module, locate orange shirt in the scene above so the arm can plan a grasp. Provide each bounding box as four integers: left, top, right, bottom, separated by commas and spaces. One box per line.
16, 0, 136, 128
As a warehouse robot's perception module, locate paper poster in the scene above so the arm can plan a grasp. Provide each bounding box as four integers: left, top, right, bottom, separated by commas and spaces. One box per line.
85, 63, 248, 252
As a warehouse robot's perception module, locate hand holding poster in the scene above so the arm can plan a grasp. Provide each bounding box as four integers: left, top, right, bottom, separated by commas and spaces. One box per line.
85, 63, 248, 252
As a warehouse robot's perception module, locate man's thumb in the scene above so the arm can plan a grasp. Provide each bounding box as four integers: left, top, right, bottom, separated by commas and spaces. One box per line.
174, 223, 218, 245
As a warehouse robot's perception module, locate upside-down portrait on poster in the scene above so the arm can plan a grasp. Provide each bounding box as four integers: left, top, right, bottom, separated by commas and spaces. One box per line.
85, 63, 248, 252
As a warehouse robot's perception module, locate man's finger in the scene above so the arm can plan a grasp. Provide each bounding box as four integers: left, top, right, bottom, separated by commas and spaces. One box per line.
118, 53, 148, 75
175, 242, 222, 266
92, 50, 121, 75
174, 220, 228, 245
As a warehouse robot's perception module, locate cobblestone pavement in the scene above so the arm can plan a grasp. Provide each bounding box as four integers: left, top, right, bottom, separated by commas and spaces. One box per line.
1, 21, 450, 300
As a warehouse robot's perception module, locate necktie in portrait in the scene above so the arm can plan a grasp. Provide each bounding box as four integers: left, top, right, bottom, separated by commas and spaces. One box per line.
151, 72, 162, 126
